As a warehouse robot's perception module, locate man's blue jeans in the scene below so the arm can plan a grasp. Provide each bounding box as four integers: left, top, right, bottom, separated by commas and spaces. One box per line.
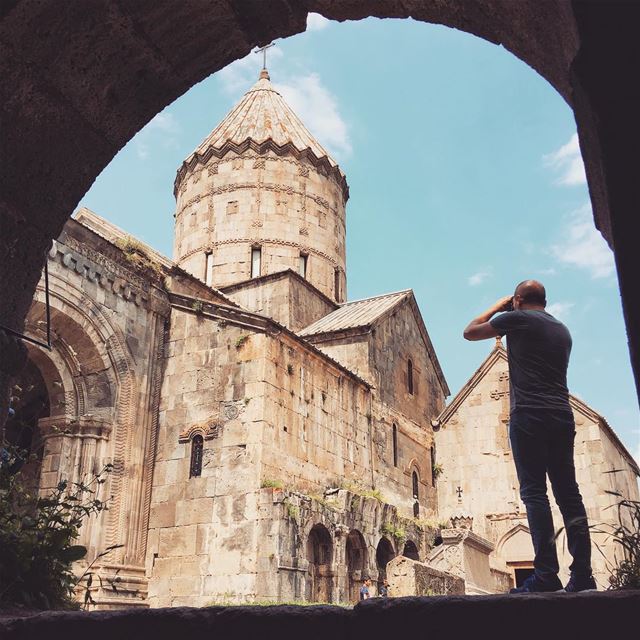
509, 408, 592, 579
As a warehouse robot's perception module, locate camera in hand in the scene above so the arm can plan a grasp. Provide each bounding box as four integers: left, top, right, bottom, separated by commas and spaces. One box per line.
505, 297, 514, 312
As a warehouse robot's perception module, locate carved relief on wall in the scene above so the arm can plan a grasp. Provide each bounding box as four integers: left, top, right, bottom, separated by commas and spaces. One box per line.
178, 421, 224, 443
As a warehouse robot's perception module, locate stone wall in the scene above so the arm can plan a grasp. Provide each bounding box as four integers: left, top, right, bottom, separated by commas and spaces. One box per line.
386, 555, 464, 597
222, 270, 337, 332
173, 148, 347, 302
308, 298, 447, 518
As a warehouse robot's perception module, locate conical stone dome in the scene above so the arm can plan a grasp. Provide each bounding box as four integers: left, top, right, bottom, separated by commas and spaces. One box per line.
173, 70, 349, 303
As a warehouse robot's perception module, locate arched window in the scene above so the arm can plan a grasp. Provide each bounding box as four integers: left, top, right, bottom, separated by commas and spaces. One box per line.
190, 434, 203, 478
299, 253, 308, 278
412, 470, 420, 517
251, 246, 262, 278
407, 359, 414, 395
392, 423, 398, 467
430, 446, 436, 486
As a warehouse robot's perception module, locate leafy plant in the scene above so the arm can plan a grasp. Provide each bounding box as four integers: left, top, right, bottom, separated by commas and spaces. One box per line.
340, 479, 386, 503
235, 335, 249, 349
0, 445, 114, 610
260, 478, 284, 489
432, 463, 444, 480
380, 522, 406, 543
116, 236, 162, 277
605, 494, 640, 590
553, 491, 640, 591
191, 300, 204, 314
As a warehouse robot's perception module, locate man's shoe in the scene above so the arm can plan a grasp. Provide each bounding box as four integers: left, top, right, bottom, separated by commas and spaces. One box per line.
509, 573, 563, 594
564, 574, 597, 593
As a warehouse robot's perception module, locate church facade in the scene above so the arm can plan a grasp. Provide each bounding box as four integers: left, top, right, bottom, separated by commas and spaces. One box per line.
6, 70, 638, 608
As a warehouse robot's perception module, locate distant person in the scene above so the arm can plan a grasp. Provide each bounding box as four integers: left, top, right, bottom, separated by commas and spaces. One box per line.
379, 579, 389, 597
463, 280, 596, 594
359, 578, 371, 601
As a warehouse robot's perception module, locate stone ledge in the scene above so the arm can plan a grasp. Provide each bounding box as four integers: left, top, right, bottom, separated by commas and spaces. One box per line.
1, 591, 638, 640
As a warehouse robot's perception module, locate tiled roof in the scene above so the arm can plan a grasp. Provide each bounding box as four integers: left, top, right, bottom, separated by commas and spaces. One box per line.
187, 70, 340, 170
299, 290, 411, 337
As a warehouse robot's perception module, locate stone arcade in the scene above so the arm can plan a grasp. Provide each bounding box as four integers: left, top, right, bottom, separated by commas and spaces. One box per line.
7, 70, 638, 608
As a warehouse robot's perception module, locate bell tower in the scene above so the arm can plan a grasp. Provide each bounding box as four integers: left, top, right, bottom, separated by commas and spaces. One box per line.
172, 69, 349, 303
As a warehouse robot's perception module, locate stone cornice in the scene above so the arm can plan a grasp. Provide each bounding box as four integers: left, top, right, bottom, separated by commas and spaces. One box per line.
49, 235, 171, 317
38, 415, 113, 439
176, 237, 341, 268
174, 139, 349, 202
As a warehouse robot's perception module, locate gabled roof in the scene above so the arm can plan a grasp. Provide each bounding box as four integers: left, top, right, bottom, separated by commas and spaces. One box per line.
438, 340, 639, 476
299, 290, 450, 396
220, 268, 338, 310
298, 290, 411, 337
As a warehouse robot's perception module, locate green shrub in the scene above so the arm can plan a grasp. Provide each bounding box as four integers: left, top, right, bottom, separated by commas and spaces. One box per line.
605, 495, 640, 590
0, 445, 113, 610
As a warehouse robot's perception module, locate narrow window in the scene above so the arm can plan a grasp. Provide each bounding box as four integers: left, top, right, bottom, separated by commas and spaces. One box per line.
407, 359, 414, 395
204, 251, 213, 286
334, 268, 340, 302
299, 253, 308, 278
190, 435, 204, 478
430, 446, 436, 486
392, 423, 398, 467
412, 471, 420, 517
251, 246, 262, 278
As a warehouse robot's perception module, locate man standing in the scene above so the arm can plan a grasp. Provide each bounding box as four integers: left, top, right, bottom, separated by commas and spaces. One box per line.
463, 280, 596, 593
359, 578, 371, 601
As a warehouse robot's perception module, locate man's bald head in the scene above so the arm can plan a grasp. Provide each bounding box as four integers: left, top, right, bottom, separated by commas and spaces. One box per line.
514, 280, 546, 307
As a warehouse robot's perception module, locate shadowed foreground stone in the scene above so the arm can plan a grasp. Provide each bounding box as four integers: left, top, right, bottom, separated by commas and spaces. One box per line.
1, 592, 639, 640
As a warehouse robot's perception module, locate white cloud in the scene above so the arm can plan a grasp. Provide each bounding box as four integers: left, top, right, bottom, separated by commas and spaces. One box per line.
546, 301, 574, 321
543, 133, 587, 186
467, 269, 492, 286
551, 203, 615, 279
218, 47, 285, 96
217, 48, 351, 160
276, 74, 351, 158
134, 111, 180, 160
307, 13, 331, 31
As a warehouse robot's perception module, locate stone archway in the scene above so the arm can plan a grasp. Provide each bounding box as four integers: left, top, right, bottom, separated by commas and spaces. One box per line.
1, 2, 639, 417
346, 529, 368, 603
375, 536, 396, 593
403, 540, 420, 561
306, 524, 334, 603
4, 356, 51, 486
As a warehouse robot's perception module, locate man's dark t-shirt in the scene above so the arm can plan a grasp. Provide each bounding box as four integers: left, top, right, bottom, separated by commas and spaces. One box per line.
489, 310, 572, 413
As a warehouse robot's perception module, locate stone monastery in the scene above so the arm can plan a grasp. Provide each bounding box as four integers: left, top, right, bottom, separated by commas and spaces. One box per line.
7, 69, 638, 608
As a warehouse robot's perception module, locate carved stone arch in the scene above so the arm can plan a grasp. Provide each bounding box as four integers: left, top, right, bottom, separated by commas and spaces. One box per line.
496, 524, 533, 563
23, 341, 73, 418
306, 522, 334, 603
31, 280, 140, 564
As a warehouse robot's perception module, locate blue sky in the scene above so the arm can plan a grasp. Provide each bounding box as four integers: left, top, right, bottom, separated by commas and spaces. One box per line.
80, 16, 639, 462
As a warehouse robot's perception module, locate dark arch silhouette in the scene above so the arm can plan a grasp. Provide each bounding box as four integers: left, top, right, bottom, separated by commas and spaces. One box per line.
1, 2, 638, 445
403, 540, 420, 561
346, 529, 368, 603
376, 537, 395, 589
306, 524, 333, 603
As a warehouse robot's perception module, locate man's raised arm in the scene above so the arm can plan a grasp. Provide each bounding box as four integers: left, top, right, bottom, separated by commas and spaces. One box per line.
463, 296, 513, 341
